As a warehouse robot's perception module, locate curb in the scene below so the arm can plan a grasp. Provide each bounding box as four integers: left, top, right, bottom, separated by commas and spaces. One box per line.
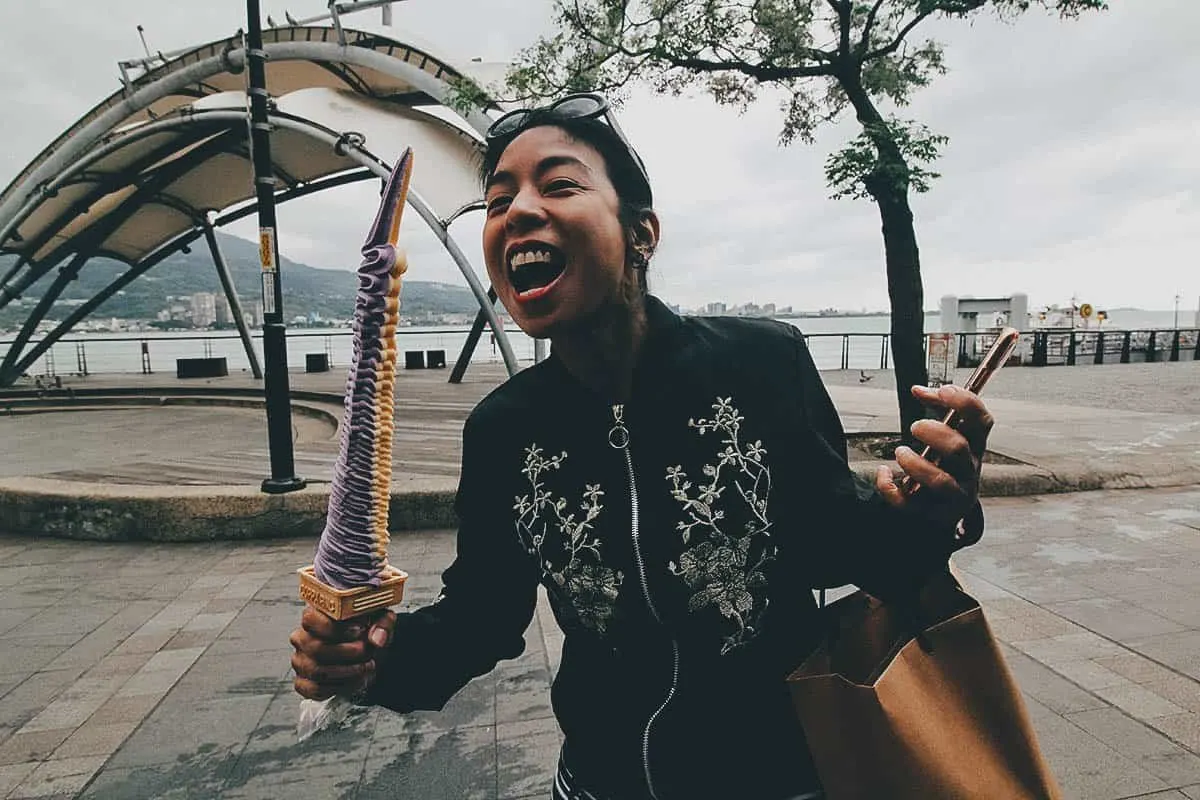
0, 477, 458, 543
2, 462, 1196, 543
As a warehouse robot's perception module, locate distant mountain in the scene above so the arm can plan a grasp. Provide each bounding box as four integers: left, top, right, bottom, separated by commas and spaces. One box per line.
0, 231, 481, 327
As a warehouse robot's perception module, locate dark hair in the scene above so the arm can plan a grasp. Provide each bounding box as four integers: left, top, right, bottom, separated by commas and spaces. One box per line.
480, 115, 656, 272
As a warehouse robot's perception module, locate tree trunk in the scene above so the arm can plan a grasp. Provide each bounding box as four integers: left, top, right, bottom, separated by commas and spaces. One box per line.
840, 76, 928, 440
873, 187, 928, 440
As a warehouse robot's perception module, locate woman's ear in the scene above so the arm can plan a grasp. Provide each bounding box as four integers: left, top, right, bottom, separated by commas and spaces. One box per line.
637, 210, 660, 255
629, 210, 661, 267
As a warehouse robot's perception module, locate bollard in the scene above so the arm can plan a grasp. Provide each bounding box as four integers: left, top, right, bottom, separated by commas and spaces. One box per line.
1031, 331, 1047, 367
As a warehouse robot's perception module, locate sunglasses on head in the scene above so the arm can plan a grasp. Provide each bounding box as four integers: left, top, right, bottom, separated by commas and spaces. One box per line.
486, 92, 651, 191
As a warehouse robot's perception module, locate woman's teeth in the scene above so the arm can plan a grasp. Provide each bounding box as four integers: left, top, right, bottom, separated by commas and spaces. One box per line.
509, 250, 555, 268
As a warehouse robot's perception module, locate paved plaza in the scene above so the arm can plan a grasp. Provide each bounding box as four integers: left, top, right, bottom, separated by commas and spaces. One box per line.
0, 486, 1199, 798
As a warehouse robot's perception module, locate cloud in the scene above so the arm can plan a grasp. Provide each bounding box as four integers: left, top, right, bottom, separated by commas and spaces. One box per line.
1, 0, 1196, 317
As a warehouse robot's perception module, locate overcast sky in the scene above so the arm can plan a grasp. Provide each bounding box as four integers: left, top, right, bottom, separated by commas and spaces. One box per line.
1, 0, 1196, 314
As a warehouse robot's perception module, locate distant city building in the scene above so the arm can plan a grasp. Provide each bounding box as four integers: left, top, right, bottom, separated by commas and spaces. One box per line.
215, 296, 234, 325
763, 303, 776, 316
191, 292, 217, 327
706, 302, 727, 315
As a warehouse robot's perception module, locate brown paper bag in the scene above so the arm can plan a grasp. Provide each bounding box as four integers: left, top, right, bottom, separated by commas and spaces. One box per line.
786, 573, 1062, 799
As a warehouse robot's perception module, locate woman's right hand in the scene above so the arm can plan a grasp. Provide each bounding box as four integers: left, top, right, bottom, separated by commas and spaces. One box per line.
290, 606, 396, 701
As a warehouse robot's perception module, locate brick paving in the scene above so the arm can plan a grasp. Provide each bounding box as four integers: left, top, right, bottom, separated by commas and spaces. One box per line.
0, 487, 1198, 798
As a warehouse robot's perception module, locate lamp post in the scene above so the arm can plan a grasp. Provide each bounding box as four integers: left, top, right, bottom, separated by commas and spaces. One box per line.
246, 0, 305, 494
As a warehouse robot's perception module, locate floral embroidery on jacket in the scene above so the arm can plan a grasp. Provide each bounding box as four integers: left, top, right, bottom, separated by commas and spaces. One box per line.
667, 397, 776, 654
514, 445, 623, 634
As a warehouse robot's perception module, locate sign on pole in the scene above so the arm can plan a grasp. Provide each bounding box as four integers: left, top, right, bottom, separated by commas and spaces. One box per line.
928, 333, 953, 386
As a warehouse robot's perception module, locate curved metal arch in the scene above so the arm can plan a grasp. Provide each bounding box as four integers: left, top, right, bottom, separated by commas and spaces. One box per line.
12, 128, 244, 290
0, 114, 242, 265
0, 110, 517, 384
0, 28, 518, 385
0, 130, 247, 381
3, 168, 383, 383
0, 30, 494, 236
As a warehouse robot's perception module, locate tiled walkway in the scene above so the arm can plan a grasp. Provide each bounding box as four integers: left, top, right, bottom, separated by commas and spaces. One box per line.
1, 486, 1200, 798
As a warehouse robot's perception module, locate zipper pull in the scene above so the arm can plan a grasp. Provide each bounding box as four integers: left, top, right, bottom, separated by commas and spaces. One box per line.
609, 404, 630, 450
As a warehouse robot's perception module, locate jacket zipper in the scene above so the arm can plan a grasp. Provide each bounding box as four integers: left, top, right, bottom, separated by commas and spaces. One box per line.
610, 404, 681, 800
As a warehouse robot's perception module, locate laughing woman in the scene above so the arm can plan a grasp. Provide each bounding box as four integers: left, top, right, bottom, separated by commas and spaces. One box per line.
291, 94, 994, 800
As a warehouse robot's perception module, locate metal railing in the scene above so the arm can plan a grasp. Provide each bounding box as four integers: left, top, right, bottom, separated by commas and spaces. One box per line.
3, 326, 1197, 382
0, 328, 539, 381
954, 328, 1200, 368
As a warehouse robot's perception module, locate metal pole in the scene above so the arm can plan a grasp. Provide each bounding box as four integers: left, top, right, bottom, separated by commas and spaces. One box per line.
203, 219, 263, 379
450, 287, 497, 384
246, 0, 305, 494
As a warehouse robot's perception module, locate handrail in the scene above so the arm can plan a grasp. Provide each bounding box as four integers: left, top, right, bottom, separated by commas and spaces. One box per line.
2, 326, 1198, 379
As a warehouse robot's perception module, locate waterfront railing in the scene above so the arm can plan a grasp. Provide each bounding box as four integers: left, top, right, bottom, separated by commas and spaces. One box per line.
1, 326, 1197, 381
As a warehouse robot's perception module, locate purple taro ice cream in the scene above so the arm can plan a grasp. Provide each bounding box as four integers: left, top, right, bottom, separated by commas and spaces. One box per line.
311, 148, 413, 590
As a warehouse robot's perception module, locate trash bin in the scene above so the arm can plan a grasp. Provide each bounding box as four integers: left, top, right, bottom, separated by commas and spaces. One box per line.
426, 349, 446, 369
306, 353, 330, 373
176, 357, 228, 379
404, 351, 425, 370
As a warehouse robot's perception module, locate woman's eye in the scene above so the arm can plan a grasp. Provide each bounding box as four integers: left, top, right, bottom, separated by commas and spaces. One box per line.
486, 196, 511, 214
545, 179, 577, 193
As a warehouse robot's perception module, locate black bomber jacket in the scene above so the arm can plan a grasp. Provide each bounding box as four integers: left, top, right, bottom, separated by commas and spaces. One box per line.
369, 296, 973, 799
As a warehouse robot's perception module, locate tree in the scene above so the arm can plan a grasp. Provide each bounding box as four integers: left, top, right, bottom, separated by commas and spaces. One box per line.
495, 0, 1105, 436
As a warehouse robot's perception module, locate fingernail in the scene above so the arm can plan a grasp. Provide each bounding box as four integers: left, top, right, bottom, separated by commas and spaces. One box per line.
896, 446, 912, 458
369, 628, 387, 647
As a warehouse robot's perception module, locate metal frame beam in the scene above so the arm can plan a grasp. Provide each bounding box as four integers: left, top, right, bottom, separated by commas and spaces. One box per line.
213, 167, 374, 226
0, 252, 89, 382
0, 36, 515, 380
2, 123, 231, 279
204, 219, 262, 378
1, 231, 205, 384
0, 35, 492, 234
250, 114, 518, 377
449, 286, 497, 384
5, 129, 242, 308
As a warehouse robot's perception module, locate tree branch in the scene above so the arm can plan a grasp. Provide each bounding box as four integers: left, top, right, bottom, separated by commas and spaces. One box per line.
673, 55, 834, 80
827, 0, 851, 56
857, 0, 887, 55
864, 11, 932, 61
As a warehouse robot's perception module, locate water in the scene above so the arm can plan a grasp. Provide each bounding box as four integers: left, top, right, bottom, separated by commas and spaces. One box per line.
3, 309, 1191, 379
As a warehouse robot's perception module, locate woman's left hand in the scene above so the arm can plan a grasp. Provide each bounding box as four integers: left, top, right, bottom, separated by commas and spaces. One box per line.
875, 384, 994, 537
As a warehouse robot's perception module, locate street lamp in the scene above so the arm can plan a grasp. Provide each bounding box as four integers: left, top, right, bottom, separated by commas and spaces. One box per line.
246, 0, 305, 495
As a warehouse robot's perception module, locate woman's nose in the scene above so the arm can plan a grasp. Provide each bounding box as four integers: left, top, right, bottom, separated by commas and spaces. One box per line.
505, 189, 547, 232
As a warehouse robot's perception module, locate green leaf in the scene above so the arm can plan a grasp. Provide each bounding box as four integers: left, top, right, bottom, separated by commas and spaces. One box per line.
824, 117, 949, 201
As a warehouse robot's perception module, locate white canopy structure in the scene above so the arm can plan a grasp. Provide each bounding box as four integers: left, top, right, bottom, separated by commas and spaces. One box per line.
0, 21, 518, 386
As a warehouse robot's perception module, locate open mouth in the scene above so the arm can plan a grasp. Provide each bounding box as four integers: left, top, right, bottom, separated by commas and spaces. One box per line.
507, 243, 567, 299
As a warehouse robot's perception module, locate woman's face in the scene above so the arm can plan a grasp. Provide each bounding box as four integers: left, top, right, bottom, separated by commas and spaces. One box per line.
482, 125, 631, 340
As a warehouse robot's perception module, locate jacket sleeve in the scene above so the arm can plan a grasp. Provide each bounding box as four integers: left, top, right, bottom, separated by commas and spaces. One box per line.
366, 409, 540, 713
785, 328, 980, 596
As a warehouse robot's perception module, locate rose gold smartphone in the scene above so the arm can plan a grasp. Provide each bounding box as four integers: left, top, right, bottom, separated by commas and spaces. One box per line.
899, 327, 1020, 496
